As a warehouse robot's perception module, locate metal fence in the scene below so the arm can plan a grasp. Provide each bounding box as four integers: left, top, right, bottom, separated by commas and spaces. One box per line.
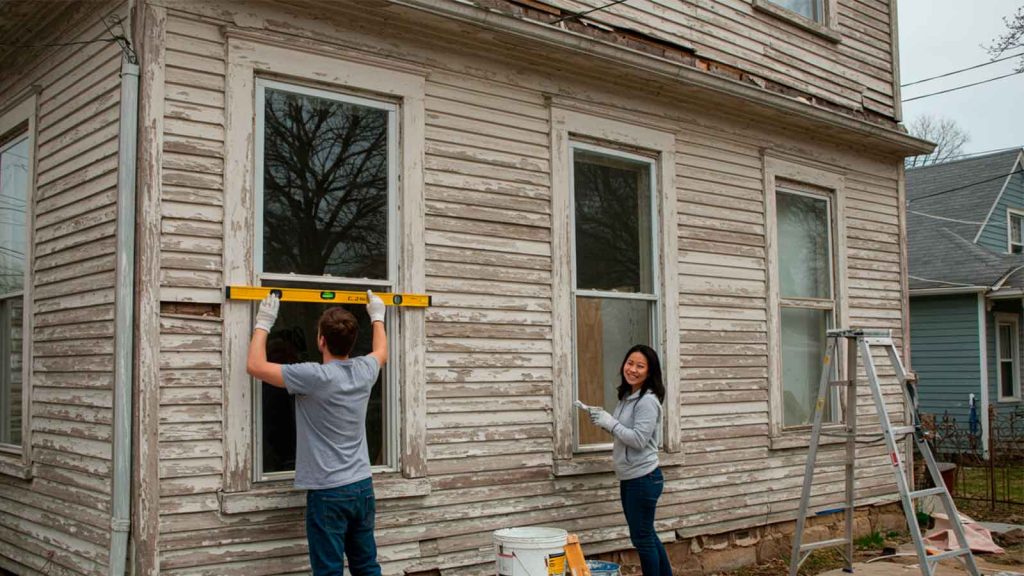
918, 405, 1024, 510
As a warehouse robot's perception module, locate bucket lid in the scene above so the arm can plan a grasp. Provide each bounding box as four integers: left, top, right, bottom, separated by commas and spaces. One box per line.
493, 527, 568, 545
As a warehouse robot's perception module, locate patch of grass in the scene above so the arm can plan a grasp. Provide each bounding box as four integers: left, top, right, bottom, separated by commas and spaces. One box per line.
854, 532, 884, 550
957, 465, 1024, 503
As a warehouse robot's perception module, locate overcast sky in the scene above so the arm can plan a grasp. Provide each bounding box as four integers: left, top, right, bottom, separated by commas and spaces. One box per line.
898, 0, 1022, 156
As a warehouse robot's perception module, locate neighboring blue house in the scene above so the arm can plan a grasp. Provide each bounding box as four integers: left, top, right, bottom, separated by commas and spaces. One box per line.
908, 148, 1024, 455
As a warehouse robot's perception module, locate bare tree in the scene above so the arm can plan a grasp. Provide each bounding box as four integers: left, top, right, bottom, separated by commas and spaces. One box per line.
987, 5, 1024, 72
905, 115, 970, 168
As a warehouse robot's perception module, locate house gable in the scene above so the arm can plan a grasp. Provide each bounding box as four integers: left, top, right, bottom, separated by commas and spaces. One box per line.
975, 154, 1024, 253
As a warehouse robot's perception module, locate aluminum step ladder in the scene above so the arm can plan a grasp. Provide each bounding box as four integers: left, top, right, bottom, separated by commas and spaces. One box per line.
788, 329, 979, 576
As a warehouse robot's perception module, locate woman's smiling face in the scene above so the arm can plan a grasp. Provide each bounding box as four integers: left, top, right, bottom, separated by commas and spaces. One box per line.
623, 351, 649, 391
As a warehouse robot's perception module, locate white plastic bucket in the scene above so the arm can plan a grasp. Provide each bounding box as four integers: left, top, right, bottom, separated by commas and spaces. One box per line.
494, 527, 568, 576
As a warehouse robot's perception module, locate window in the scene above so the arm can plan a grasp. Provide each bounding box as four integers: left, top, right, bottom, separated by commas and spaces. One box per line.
0, 123, 29, 452
767, 0, 823, 22
996, 314, 1020, 401
1008, 210, 1023, 254
252, 80, 399, 478
571, 144, 658, 449
776, 187, 836, 427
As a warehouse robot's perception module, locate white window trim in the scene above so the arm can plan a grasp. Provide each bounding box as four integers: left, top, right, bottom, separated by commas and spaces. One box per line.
764, 153, 848, 449
1006, 209, 1024, 254
569, 142, 660, 453
251, 78, 401, 481
221, 31, 428, 509
995, 312, 1021, 402
0, 91, 36, 479
550, 102, 680, 474
752, 0, 842, 43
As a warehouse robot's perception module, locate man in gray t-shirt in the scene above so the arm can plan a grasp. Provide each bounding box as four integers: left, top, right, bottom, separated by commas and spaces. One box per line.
246, 290, 388, 576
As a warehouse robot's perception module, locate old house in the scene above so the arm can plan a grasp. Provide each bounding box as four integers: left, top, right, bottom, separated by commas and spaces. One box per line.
907, 148, 1024, 453
0, 0, 929, 574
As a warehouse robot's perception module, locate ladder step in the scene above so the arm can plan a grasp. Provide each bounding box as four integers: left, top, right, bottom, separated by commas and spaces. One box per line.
890, 426, 915, 436
926, 548, 970, 563
799, 538, 849, 553
910, 487, 947, 499
829, 380, 851, 387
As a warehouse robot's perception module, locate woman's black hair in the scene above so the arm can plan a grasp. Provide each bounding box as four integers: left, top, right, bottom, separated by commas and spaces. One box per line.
616, 344, 665, 403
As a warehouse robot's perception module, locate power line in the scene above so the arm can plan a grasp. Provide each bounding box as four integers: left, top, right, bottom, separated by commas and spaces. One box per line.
902, 70, 1024, 102
907, 169, 1024, 204
552, 0, 630, 24
901, 52, 1024, 88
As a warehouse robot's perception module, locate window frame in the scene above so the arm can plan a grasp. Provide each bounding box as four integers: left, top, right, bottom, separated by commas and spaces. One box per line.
1006, 209, 1024, 254
251, 78, 402, 481
0, 91, 36, 478
995, 312, 1021, 402
752, 0, 841, 43
569, 141, 660, 453
764, 153, 847, 448
221, 31, 428, 508
550, 102, 680, 474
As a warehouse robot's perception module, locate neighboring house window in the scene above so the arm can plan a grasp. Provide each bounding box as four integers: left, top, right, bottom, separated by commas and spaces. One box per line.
767, 0, 823, 21
1008, 210, 1023, 254
996, 314, 1021, 401
776, 187, 837, 428
0, 125, 29, 450
253, 79, 398, 478
571, 143, 658, 449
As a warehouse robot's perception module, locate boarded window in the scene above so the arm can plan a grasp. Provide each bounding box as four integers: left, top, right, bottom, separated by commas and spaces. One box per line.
572, 145, 657, 448
776, 189, 835, 428
0, 130, 28, 447
254, 80, 397, 477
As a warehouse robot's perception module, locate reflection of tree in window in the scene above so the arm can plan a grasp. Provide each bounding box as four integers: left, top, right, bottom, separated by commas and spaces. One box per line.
262, 89, 388, 279
574, 151, 651, 293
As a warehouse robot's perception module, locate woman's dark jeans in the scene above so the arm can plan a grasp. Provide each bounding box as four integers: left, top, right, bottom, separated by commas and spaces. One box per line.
620, 468, 672, 576
305, 477, 381, 576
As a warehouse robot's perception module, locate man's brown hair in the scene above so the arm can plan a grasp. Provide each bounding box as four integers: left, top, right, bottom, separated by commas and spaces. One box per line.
318, 307, 359, 356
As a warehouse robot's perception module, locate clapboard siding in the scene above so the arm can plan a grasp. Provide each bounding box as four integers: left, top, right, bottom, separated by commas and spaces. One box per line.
910, 294, 980, 428
0, 2, 126, 573
977, 170, 1024, 253
120, 1, 914, 575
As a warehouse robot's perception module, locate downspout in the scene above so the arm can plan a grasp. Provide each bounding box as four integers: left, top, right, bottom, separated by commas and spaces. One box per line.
977, 293, 990, 460
111, 5, 139, 574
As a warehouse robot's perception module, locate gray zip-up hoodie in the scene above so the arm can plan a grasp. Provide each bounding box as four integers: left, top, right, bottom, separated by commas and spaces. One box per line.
609, 389, 662, 480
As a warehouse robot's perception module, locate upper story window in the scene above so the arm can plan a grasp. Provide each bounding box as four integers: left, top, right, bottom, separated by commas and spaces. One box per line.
253, 79, 399, 479
768, 0, 823, 22
571, 143, 659, 450
0, 123, 29, 451
1008, 210, 1023, 254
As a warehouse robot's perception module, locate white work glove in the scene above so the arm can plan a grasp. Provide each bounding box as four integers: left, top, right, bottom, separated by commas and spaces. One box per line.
589, 408, 618, 432
254, 293, 280, 333
367, 290, 385, 324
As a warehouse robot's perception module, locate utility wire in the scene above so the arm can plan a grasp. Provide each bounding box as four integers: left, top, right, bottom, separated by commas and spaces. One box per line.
907, 169, 1024, 203
552, 0, 630, 24
902, 51, 1024, 88
902, 70, 1024, 102
0, 38, 118, 48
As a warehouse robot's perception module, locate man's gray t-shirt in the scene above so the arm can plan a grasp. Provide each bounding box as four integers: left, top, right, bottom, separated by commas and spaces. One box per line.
281, 356, 380, 490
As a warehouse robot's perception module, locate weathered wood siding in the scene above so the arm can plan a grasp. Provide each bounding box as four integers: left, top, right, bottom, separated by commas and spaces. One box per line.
146, 1, 907, 575
0, 4, 125, 574
537, 0, 897, 118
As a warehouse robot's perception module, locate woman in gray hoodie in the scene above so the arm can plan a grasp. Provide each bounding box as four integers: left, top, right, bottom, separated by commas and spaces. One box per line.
588, 344, 671, 576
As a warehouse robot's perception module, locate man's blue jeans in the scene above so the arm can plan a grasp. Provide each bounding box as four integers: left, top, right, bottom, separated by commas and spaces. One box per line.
306, 478, 381, 576
620, 468, 672, 576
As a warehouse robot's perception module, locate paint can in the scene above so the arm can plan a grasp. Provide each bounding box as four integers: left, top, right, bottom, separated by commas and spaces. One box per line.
585, 560, 620, 576
494, 527, 568, 576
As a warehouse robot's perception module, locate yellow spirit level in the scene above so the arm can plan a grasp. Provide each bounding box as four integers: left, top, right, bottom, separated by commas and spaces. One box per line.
225, 285, 431, 307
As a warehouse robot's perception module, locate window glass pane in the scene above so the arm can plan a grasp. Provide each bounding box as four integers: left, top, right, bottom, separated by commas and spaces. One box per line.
769, 0, 821, 21
1, 297, 22, 445
778, 191, 830, 299
257, 282, 386, 474
0, 136, 28, 297
262, 87, 389, 279
575, 297, 650, 445
1011, 215, 1022, 244
999, 324, 1014, 360
573, 148, 653, 293
1001, 362, 1015, 398
781, 307, 830, 427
